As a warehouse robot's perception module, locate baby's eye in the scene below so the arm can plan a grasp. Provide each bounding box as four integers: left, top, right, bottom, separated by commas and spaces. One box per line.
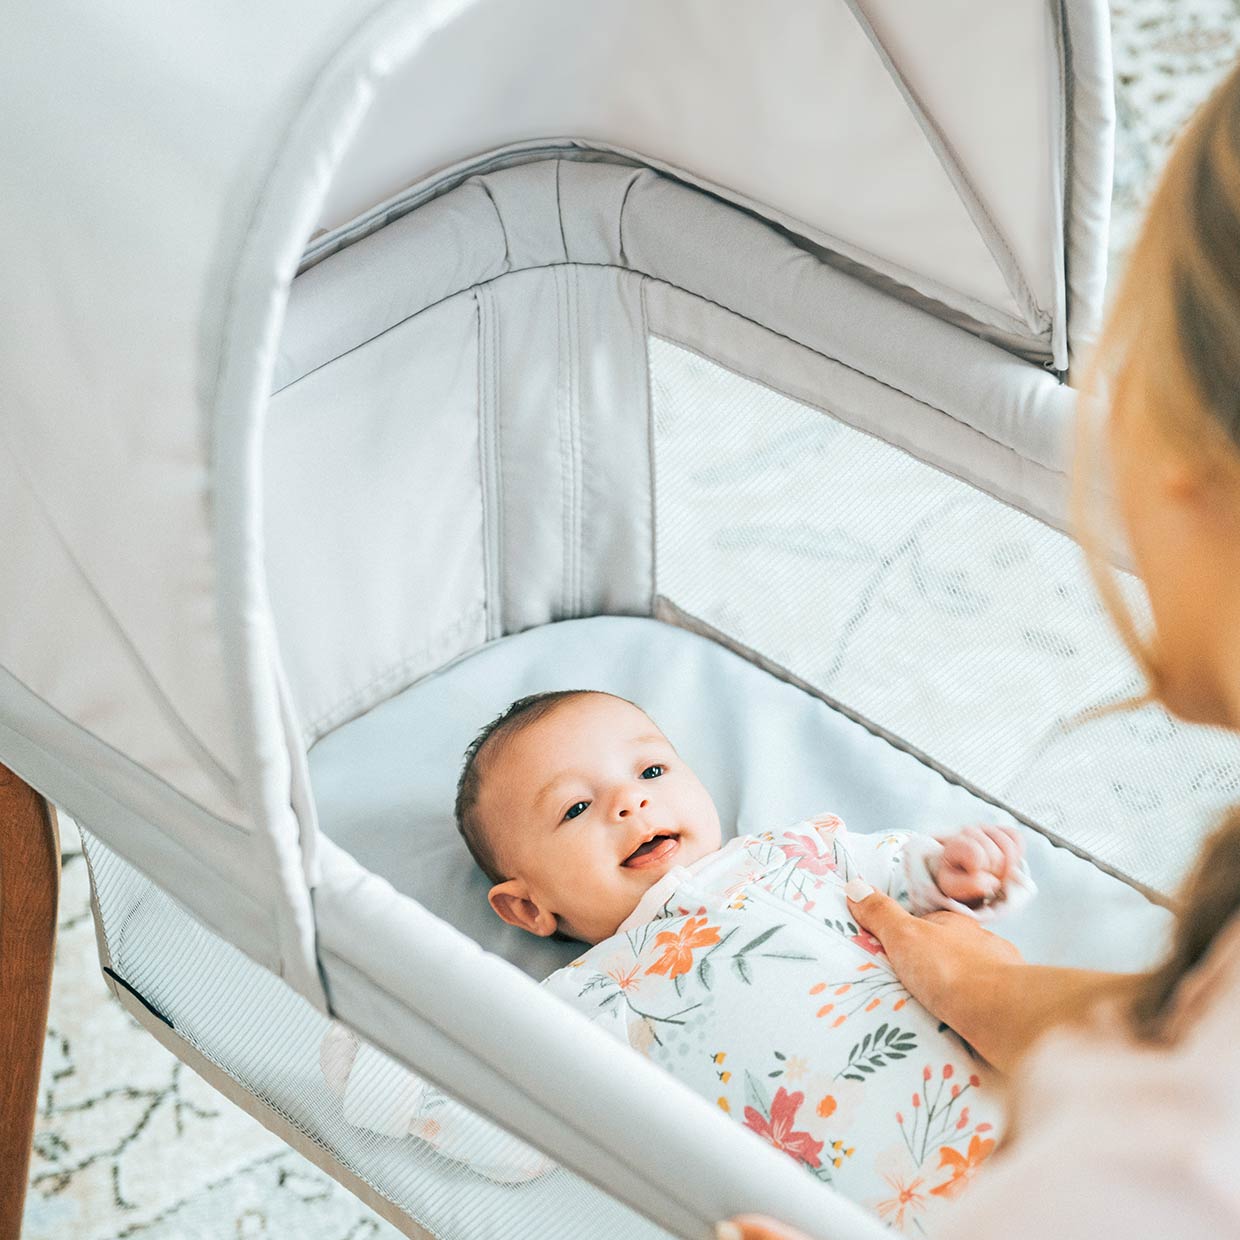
563, 801, 590, 821
640, 765, 664, 780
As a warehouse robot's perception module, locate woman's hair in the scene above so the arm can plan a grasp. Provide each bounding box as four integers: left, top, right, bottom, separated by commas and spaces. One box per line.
1074, 60, 1240, 1040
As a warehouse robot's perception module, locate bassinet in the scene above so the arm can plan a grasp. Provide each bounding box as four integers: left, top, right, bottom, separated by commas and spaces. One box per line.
5, 3, 1239, 1237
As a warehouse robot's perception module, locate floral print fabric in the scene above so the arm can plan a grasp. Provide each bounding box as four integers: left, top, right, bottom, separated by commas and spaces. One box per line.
543, 817, 1006, 1232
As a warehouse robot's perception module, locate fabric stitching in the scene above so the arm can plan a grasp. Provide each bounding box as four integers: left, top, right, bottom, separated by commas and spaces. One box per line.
570, 265, 583, 615
640, 278, 659, 612
491, 280, 505, 637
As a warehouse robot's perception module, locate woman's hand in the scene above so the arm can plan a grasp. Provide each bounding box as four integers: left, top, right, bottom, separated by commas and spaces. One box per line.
845, 883, 1135, 1074
845, 883, 1023, 1032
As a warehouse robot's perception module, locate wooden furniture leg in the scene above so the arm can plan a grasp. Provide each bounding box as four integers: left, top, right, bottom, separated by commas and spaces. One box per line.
0, 764, 60, 1240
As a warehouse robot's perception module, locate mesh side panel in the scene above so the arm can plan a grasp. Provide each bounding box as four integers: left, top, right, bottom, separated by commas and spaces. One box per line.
651, 338, 1240, 894
80, 831, 671, 1240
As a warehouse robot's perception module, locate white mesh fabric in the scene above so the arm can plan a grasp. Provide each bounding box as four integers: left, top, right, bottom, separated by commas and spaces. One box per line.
651, 338, 1240, 895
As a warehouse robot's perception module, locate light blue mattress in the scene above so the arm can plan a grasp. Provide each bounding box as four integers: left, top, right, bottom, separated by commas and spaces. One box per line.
310, 615, 1174, 981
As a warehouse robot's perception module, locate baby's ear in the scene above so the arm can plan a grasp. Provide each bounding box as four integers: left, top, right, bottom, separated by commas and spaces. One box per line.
489, 880, 558, 937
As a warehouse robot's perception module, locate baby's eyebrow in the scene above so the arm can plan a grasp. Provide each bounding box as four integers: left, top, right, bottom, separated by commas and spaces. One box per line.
533, 774, 571, 809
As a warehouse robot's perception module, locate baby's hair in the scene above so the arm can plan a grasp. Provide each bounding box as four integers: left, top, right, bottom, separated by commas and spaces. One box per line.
454, 689, 636, 884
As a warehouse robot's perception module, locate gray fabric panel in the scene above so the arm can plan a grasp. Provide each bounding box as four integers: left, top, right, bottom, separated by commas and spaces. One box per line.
477, 160, 567, 268
279, 161, 1066, 493
573, 268, 652, 616
0, 664, 282, 975
620, 169, 1071, 474
558, 158, 636, 266
842, 0, 1049, 339
487, 269, 566, 633
274, 181, 507, 392
266, 291, 488, 743
279, 158, 1068, 495
643, 280, 1076, 536
304, 140, 1056, 362
487, 266, 653, 633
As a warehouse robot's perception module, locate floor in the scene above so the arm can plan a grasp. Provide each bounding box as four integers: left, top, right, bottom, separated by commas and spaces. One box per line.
23, 5, 1240, 1238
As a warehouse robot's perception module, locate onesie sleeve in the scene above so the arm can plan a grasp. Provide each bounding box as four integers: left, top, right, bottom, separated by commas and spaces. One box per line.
812, 816, 918, 901
804, 814, 1036, 920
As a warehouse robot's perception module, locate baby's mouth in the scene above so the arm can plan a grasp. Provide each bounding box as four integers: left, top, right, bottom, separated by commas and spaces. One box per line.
622, 833, 679, 869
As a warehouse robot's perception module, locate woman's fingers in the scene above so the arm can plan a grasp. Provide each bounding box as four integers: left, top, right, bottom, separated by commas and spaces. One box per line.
718, 1216, 813, 1240
845, 880, 912, 935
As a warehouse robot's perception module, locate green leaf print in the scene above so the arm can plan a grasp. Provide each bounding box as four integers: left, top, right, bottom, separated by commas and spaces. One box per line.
736, 925, 783, 956
836, 1024, 917, 1082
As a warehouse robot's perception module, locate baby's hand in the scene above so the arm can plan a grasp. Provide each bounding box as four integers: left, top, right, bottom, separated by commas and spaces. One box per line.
931, 825, 1023, 907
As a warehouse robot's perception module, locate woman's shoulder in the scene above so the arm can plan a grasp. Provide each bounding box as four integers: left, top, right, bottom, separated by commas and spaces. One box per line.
1018, 911, 1240, 1141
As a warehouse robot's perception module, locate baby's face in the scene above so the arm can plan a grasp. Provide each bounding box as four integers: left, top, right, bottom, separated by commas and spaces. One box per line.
479, 695, 722, 944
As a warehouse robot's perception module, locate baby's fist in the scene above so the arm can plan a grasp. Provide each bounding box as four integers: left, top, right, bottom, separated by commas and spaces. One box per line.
933, 825, 1023, 907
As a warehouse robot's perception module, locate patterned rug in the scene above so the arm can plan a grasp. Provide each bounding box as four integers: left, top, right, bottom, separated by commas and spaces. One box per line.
23, 7, 1240, 1238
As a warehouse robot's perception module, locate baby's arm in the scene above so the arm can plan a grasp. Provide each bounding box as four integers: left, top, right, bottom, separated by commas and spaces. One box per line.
320, 1022, 553, 1182
809, 816, 1034, 920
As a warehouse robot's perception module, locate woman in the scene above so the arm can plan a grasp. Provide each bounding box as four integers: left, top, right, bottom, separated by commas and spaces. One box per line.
722, 59, 1240, 1240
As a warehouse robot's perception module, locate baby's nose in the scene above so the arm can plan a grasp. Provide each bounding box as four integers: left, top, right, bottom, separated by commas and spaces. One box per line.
616, 796, 650, 819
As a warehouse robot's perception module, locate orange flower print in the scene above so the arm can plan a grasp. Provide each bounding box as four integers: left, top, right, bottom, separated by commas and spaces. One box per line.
606, 962, 642, 991
645, 916, 721, 979
929, 1134, 996, 1199
877, 1173, 926, 1229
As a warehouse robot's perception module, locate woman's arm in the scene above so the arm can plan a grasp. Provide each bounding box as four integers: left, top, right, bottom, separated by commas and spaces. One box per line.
843, 884, 1141, 1074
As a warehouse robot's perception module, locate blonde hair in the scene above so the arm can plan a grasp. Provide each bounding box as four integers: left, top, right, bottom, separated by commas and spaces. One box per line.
1073, 60, 1240, 1039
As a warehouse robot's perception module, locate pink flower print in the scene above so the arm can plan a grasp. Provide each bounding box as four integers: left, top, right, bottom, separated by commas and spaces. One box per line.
779, 833, 837, 875
849, 931, 886, 957
742, 1088, 824, 1168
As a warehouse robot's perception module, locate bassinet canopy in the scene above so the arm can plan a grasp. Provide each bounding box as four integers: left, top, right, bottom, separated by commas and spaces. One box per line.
5, 2, 1234, 1237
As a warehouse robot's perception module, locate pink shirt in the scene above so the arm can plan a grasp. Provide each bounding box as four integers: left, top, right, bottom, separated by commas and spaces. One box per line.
942, 913, 1240, 1237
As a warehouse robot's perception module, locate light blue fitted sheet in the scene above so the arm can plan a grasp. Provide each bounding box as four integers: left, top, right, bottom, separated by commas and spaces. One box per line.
309, 615, 1173, 981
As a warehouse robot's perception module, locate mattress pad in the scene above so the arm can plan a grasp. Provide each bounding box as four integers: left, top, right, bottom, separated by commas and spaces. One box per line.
309, 615, 1173, 980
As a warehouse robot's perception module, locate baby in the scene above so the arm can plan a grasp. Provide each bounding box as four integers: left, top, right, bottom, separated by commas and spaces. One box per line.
325, 690, 1033, 1227
457, 690, 1028, 943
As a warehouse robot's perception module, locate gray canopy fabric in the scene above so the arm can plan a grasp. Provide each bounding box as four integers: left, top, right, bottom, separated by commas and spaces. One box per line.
0, 0, 1110, 1014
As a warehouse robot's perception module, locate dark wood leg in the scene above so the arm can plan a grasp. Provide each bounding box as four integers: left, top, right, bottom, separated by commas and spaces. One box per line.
0, 764, 60, 1240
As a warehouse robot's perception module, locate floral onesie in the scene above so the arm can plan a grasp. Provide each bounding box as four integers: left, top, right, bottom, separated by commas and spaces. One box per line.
540, 814, 1033, 1231
322, 815, 1033, 1231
